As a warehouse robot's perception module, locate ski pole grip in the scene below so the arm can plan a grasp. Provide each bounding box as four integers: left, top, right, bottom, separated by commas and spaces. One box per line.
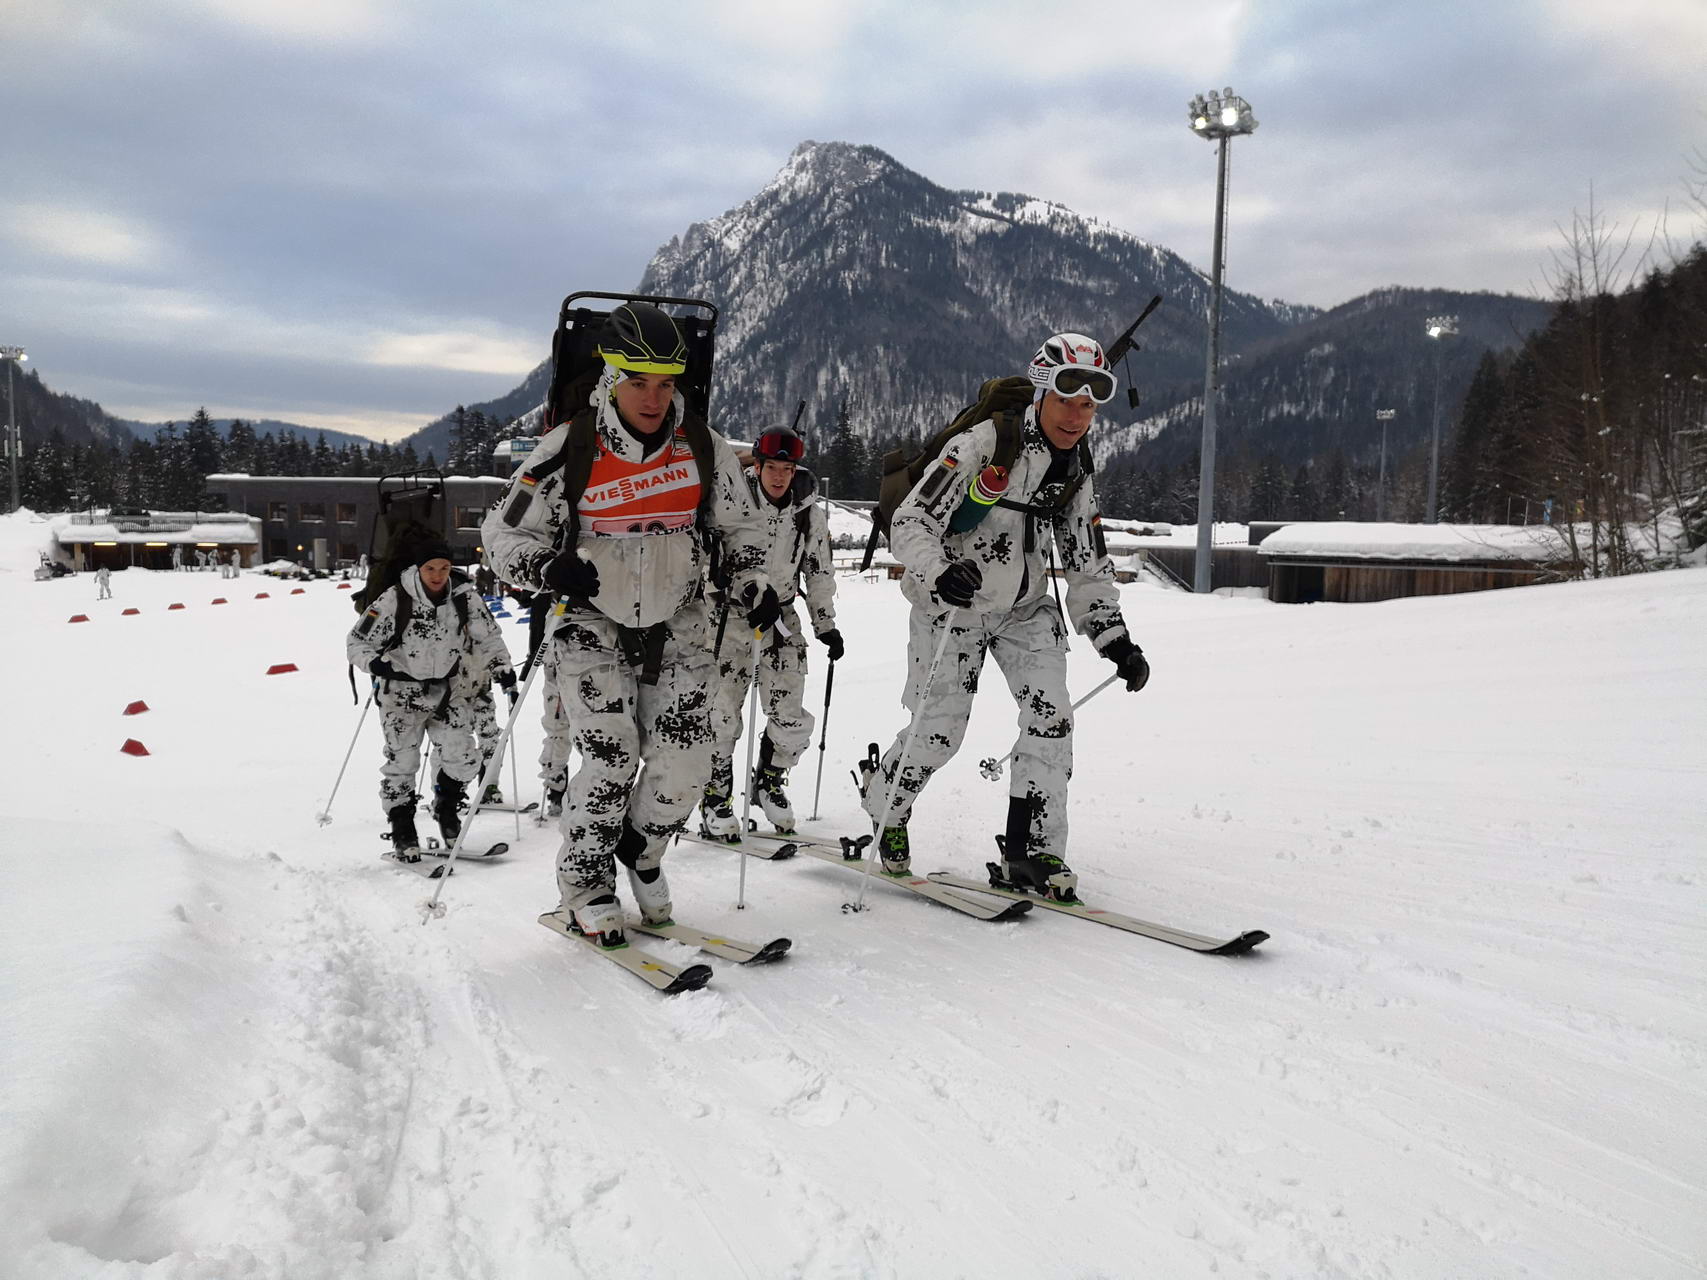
947, 466, 1009, 533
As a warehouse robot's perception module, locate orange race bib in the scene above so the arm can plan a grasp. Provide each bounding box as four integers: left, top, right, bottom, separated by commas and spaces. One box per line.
578, 430, 703, 536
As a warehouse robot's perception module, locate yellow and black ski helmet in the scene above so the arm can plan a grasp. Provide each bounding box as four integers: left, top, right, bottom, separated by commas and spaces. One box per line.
596, 302, 688, 376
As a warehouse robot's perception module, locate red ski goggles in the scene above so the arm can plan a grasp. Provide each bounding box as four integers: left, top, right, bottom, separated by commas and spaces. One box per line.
754, 429, 806, 462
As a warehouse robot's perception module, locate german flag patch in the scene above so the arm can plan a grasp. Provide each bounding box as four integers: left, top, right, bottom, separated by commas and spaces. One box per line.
519, 473, 539, 488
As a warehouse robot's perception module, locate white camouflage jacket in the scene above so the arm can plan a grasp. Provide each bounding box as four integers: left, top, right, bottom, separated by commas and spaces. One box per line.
482, 390, 767, 631
345, 567, 512, 683
890, 406, 1129, 650
745, 467, 838, 636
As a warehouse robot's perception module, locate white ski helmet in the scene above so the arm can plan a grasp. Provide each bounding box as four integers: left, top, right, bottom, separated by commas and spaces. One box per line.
1027, 332, 1118, 403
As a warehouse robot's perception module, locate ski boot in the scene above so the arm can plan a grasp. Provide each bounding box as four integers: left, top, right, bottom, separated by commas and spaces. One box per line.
612, 819, 672, 926
386, 802, 422, 862
545, 787, 565, 819
481, 782, 504, 807
432, 771, 467, 845
991, 834, 1079, 903
852, 742, 881, 800
750, 762, 795, 834
877, 825, 911, 875
699, 757, 740, 841
565, 890, 627, 949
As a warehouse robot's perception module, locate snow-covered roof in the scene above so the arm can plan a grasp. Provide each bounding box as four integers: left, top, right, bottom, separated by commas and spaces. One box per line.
1258, 522, 1572, 563
55, 522, 260, 546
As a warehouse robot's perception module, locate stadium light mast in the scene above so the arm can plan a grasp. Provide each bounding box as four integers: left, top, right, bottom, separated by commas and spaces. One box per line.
1187, 88, 1258, 593
1375, 408, 1395, 521
2, 345, 27, 514
1424, 315, 1459, 523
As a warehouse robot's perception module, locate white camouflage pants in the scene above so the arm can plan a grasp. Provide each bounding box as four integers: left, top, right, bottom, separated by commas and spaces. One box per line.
551, 604, 717, 900
376, 678, 479, 813
435, 672, 502, 786
537, 644, 573, 795
861, 601, 1074, 858
708, 613, 814, 787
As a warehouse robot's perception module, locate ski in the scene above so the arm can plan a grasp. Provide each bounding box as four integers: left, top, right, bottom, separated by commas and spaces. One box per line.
625, 916, 792, 964
421, 838, 510, 861
925, 871, 1269, 955
382, 849, 452, 879
797, 838, 1032, 921
674, 828, 798, 861
536, 911, 714, 993
478, 801, 539, 815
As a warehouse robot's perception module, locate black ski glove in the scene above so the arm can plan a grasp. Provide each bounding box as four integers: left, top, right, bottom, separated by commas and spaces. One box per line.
495, 667, 518, 706
1101, 636, 1151, 692
816, 629, 844, 662
543, 550, 599, 598
369, 658, 405, 682
934, 558, 983, 608
742, 583, 781, 632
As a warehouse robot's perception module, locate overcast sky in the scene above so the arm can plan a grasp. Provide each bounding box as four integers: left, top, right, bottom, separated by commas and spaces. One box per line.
4, 0, 1703, 441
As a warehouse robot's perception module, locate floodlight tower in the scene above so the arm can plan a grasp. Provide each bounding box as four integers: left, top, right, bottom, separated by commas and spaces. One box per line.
1187, 87, 1258, 593
2, 345, 27, 514
1375, 408, 1395, 521
1424, 315, 1459, 523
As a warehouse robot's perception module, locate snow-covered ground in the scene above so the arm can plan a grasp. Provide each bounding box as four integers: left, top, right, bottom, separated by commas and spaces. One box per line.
1, 509, 1703, 1279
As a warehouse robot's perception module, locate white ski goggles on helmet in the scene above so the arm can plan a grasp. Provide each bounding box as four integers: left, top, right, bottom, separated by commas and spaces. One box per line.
1041, 364, 1118, 404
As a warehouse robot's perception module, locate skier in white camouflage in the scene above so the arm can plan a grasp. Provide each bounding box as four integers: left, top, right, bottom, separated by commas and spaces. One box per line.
858, 332, 1150, 901
345, 541, 517, 856
482, 302, 771, 947
701, 426, 841, 838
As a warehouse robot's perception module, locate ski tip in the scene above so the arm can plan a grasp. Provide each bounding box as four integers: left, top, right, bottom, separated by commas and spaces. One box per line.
993, 900, 1032, 920
749, 938, 793, 963
1209, 930, 1270, 955
483, 843, 509, 858
667, 963, 715, 993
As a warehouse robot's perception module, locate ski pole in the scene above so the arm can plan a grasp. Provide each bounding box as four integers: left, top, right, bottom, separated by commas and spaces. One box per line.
734, 627, 764, 911
508, 720, 521, 843
977, 670, 1123, 781
315, 692, 374, 825
807, 659, 836, 822
852, 609, 958, 913
420, 646, 549, 922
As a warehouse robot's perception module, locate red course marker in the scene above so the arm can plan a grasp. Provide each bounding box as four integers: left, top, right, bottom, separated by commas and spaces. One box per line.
119, 739, 151, 757
290, 587, 306, 595
123, 700, 150, 716
255, 592, 270, 599
68, 615, 90, 624
337, 583, 353, 590
122, 608, 141, 616
168, 602, 186, 611
211, 598, 228, 605
266, 663, 299, 675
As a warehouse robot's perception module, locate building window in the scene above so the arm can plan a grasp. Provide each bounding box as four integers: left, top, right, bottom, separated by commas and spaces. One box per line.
205, 492, 227, 509
454, 506, 485, 531
300, 502, 326, 522
337, 503, 358, 524
338, 541, 359, 563
267, 502, 288, 523
266, 538, 288, 559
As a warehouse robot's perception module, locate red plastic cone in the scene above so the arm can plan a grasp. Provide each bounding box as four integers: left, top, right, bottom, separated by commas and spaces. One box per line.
337, 583, 353, 590
168, 602, 186, 610
290, 587, 306, 595
266, 663, 299, 675
119, 739, 150, 757
68, 615, 90, 624
123, 700, 150, 716
211, 598, 228, 605
255, 592, 270, 599
122, 607, 141, 616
